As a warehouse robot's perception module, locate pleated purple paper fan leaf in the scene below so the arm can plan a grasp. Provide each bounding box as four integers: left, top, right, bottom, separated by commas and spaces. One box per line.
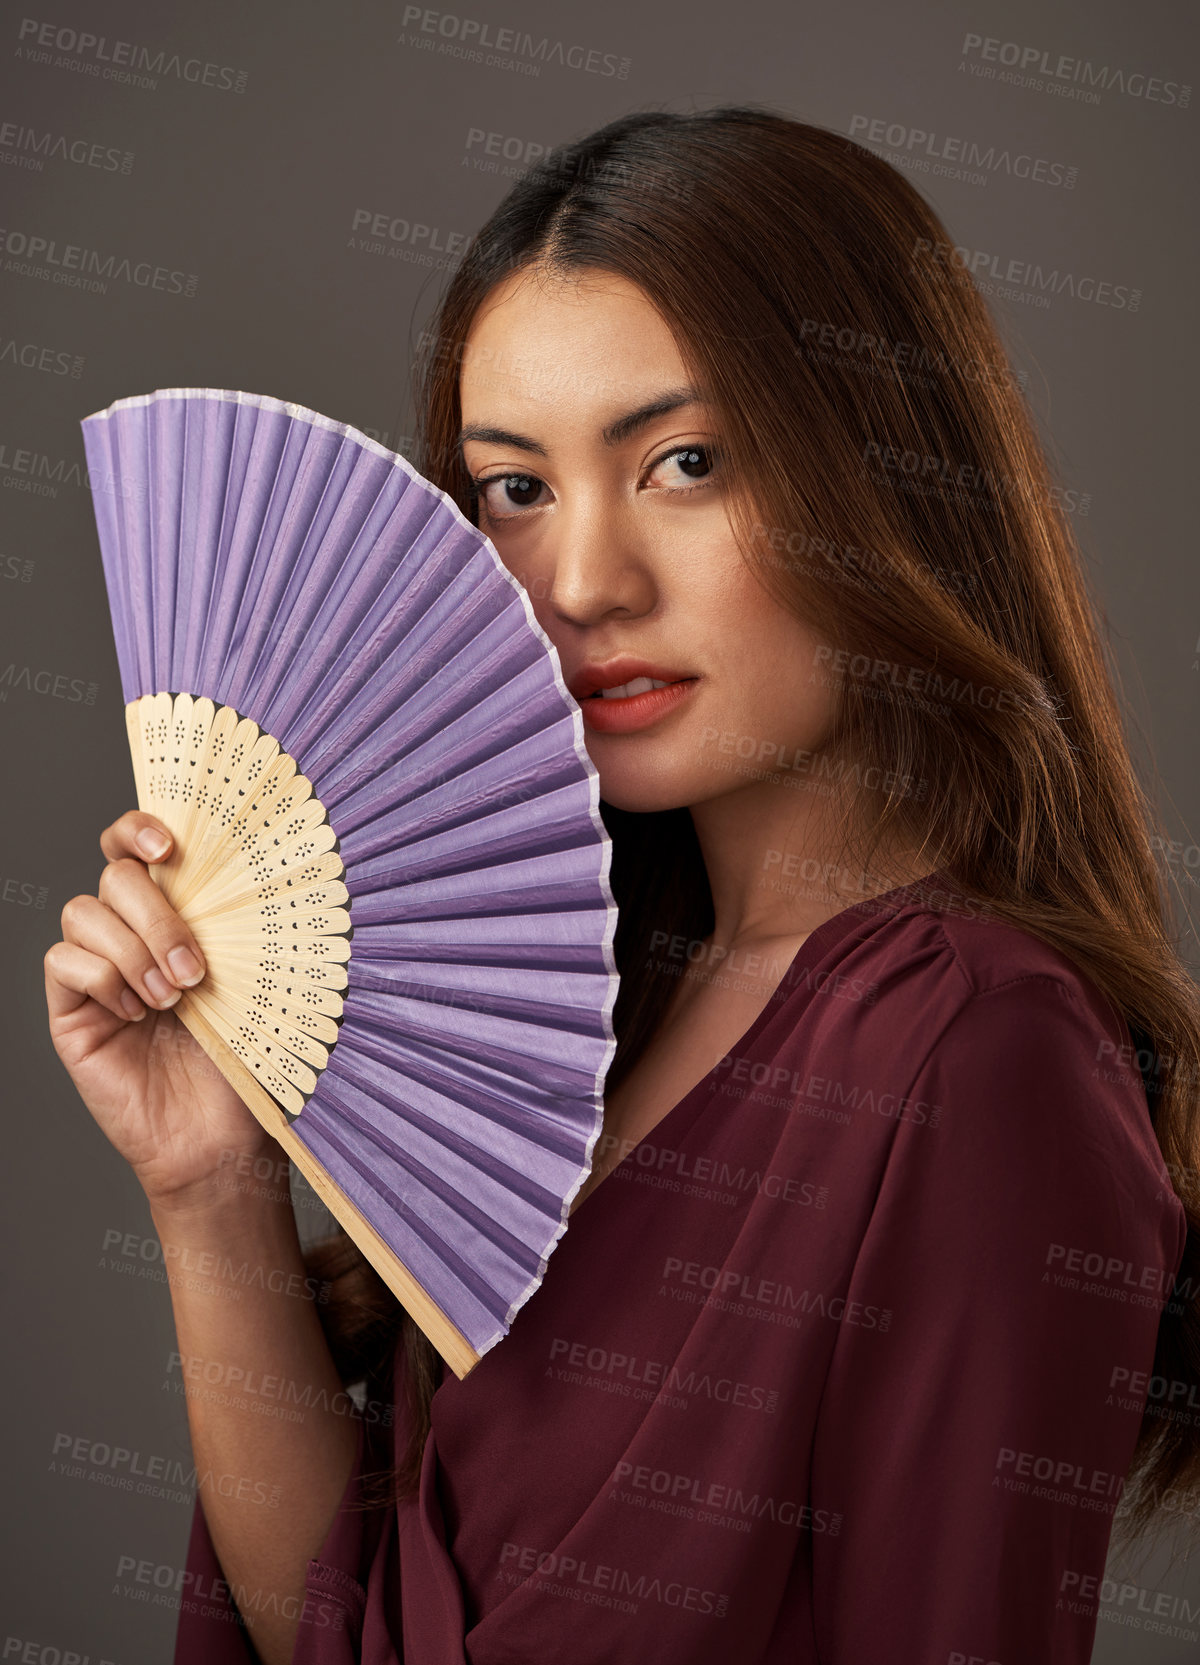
80, 387, 618, 1376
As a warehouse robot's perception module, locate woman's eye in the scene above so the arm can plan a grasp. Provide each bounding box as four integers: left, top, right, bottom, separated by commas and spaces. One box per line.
648, 443, 718, 490
469, 473, 545, 518
467, 443, 720, 522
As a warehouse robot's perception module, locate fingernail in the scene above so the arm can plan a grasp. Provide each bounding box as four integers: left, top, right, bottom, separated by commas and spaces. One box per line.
168, 946, 203, 986
120, 988, 146, 1020
145, 967, 181, 1006
137, 828, 170, 859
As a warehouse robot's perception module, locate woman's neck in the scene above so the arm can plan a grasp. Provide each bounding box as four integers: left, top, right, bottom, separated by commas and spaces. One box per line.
688, 778, 941, 957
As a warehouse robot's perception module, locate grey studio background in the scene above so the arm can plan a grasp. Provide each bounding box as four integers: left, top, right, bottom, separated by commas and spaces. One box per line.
2, 0, 1198, 1658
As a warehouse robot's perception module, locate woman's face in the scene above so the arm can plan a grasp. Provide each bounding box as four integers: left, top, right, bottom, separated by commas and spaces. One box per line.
458, 266, 839, 815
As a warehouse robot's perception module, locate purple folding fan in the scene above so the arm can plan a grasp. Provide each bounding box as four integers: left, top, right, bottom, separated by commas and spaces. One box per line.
80, 388, 618, 1377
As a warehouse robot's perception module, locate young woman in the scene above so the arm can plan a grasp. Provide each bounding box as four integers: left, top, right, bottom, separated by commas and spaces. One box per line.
45, 107, 1200, 1665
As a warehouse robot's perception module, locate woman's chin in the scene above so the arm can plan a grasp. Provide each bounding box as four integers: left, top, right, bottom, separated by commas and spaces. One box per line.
592, 771, 694, 817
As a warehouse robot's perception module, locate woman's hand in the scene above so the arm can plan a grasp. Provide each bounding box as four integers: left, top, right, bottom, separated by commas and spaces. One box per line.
44, 809, 279, 1210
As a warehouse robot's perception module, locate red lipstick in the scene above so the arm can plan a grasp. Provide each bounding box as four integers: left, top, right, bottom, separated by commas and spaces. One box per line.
568, 658, 698, 735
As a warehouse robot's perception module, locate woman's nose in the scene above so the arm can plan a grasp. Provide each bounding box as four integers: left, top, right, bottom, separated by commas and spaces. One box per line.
538, 500, 659, 630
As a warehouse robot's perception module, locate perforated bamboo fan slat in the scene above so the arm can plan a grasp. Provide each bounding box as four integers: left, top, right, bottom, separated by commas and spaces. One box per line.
126, 691, 351, 1111
82, 388, 619, 1378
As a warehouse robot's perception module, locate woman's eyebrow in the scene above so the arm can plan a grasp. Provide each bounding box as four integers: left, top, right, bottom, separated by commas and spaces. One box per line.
456, 386, 705, 459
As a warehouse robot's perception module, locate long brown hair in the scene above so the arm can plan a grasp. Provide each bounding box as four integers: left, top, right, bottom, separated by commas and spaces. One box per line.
305, 105, 1200, 1542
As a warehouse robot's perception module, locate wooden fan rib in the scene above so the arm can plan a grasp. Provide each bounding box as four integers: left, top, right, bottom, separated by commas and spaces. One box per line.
140, 708, 278, 904
189, 977, 333, 1073
197, 972, 342, 1047
176, 1001, 479, 1378
188, 905, 346, 945
197, 962, 346, 1019
167, 703, 243, 905
163, 819, 342, 929
192, 874, 349, 923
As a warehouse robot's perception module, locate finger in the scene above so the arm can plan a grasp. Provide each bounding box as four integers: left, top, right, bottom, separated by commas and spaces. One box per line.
45, 937, 148, 1025
60, 889, 195, 1011
95, 856, 207, 992
100, 810, 175, 865
94, 859, 206, 985
97, 814, 207, 989
97, 817, 207, 988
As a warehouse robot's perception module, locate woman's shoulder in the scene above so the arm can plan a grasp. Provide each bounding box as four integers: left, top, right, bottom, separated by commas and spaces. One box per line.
794, 874, 1151, 1130
799, 876, 1179, 1217
827, 873, 1125, 1031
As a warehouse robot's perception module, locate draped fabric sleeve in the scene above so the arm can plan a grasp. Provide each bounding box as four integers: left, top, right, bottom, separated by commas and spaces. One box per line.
807, 972, 1188, 1664
173, 1392, 397, 1664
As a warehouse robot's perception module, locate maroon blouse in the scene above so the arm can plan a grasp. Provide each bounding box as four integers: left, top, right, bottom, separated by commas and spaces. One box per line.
173, 874, 1187, 1663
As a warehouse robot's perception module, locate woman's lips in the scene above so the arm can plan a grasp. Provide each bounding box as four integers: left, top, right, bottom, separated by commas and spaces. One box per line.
578, 677, 698, 734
